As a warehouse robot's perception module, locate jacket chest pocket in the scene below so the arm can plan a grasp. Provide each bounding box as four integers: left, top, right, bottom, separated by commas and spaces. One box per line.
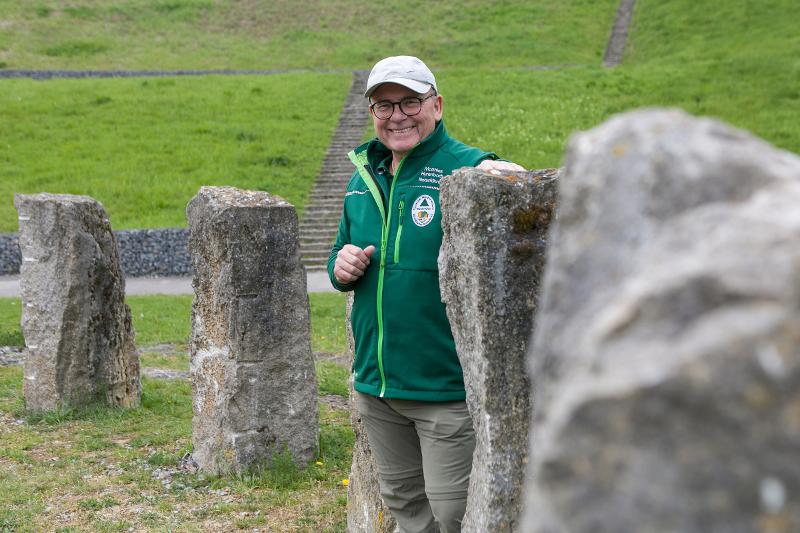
393, 195, 406, 264
393, 192, 442, 271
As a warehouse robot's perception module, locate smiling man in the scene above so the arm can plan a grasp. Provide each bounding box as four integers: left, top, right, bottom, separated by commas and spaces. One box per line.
328, 56, 523, 533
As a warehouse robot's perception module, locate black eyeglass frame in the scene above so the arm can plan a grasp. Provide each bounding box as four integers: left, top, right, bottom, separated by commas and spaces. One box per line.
369, 92, 437, 120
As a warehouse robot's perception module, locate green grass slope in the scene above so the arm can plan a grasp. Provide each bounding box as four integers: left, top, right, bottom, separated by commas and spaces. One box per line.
0, 73, 349, 232
1, 0, 798, 233
622, 0, 800, 154
0, 0, 618, 70
626, 0, 800, 69
443, 0, 799, 167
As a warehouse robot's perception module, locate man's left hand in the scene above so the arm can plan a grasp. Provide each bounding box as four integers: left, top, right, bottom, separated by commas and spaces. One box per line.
477, 159, 526, 175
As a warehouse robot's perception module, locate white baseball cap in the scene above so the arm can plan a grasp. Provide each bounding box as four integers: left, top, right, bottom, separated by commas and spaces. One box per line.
364, 56, 437, 98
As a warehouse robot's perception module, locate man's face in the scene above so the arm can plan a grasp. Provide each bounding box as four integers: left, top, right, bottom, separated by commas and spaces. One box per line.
370, 83, 443, 160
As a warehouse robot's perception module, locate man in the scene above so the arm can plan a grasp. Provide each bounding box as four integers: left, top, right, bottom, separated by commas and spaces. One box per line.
328, 56, 524, 533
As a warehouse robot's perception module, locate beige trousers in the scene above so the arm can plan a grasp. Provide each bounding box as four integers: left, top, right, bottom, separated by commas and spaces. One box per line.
356, 392, 476, 533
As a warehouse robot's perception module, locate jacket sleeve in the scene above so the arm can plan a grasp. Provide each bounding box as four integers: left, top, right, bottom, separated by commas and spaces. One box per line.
475, 151, 500, 165
327, 201, 356, 292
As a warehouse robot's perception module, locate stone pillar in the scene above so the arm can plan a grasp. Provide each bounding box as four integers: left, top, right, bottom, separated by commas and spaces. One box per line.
14, 193, 140, 412
187, 186, 318, 475
523, 109, 800, 532
346, 292, 397, 533
438, 168, 559, 532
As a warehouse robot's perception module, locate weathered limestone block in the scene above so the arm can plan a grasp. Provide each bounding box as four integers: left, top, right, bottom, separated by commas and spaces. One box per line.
14, 193, 140, 412
523, 109, 800, 532
346, 292, 397, 533
187, 186, 318, 474
438, 168, 559, 532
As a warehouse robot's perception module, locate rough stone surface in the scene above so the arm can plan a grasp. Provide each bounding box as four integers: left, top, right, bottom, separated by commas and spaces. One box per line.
187, 186, 318, 474
523, 109, 800, 532
346, 292, 397, 533
438, 168, 559, 532
14, 193, 140, 412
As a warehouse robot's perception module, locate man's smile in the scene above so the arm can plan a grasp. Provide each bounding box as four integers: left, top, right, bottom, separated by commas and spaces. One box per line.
389, 126, 415, 134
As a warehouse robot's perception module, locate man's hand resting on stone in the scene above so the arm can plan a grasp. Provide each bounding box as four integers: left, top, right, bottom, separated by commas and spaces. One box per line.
334, 244, 376, 284
477, 159, 526, 175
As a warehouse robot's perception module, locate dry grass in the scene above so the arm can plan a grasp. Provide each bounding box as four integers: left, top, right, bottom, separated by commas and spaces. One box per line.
0, 358, 352, 532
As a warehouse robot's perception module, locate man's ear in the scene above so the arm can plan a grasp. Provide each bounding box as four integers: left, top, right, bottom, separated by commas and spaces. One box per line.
434, 94, 443, 121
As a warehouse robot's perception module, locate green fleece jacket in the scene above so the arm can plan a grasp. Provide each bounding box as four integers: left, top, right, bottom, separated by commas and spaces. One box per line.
327, 120, 497, 401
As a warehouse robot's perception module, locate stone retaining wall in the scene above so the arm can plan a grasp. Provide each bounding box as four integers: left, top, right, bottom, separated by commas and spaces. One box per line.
0, 233, 20, 276
0, 229, 191, 277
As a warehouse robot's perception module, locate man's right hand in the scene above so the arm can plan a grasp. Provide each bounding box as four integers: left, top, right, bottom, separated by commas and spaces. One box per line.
334, 244, 376, 284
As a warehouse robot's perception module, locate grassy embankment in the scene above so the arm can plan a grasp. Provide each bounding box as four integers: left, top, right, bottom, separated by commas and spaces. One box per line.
0, 73, 349, 232
0, 0, 619, 233
443, 0, 800, 168
3, 2, 798, 232
0, 0, 614, 70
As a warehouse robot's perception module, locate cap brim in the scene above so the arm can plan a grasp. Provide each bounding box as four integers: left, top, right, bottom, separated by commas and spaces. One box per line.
364, 78, 432, 98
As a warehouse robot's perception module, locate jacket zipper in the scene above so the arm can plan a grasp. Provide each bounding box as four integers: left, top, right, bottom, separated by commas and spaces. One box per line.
394, 197, 405, 264
363, 164, 385, 208
375, 154, 413, 397
351, 149, 414, 398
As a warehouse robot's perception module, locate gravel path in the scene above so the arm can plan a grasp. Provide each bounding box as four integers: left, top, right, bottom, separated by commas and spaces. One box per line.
0, 271, 335, 297
0, 64, 585, 81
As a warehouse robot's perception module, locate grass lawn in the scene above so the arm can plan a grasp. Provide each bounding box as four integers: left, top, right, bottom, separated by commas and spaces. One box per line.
0, 369, 352, 532
0, 73, 350, 233
2, 1, 797, 234
442, 63, 800, 171
122, 293, 347, 353
439, 0, 800, 168
0, 298, 23, 346
0, 0, 618, 70
0, 292, 350, 531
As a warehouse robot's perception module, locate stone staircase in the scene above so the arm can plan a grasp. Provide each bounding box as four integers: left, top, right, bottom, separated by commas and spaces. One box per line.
300, 70, 371, 271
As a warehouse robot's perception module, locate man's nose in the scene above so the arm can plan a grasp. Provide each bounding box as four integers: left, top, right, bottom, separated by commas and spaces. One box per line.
389, 103, 407, 120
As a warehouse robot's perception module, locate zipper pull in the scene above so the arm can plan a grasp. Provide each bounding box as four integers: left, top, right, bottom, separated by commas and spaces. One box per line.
398, 199, 405, 219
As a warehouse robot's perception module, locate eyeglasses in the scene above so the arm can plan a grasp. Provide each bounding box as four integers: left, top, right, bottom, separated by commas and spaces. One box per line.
369, 93, 436, 120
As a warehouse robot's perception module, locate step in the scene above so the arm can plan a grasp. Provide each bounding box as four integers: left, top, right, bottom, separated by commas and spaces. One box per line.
301, 211, 341, 220
299, 220, 339, 229
300, 235, 337, 242
302, 208, 340, 214
297, 69, 371, 261
301, 241, 336, 251
300, 226, 338, 234
308, 194, 345, 201
304, 206, 342, 214
299, 233, 337, 242
301, 256, 332, 266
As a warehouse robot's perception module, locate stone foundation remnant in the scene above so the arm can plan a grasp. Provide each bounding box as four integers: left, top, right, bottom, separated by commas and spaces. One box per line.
345, 293, 397, 533
523, 109, 800, 532
438, 168, 559, 532
14, 193, 140, 412
187, 186, 318, 475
